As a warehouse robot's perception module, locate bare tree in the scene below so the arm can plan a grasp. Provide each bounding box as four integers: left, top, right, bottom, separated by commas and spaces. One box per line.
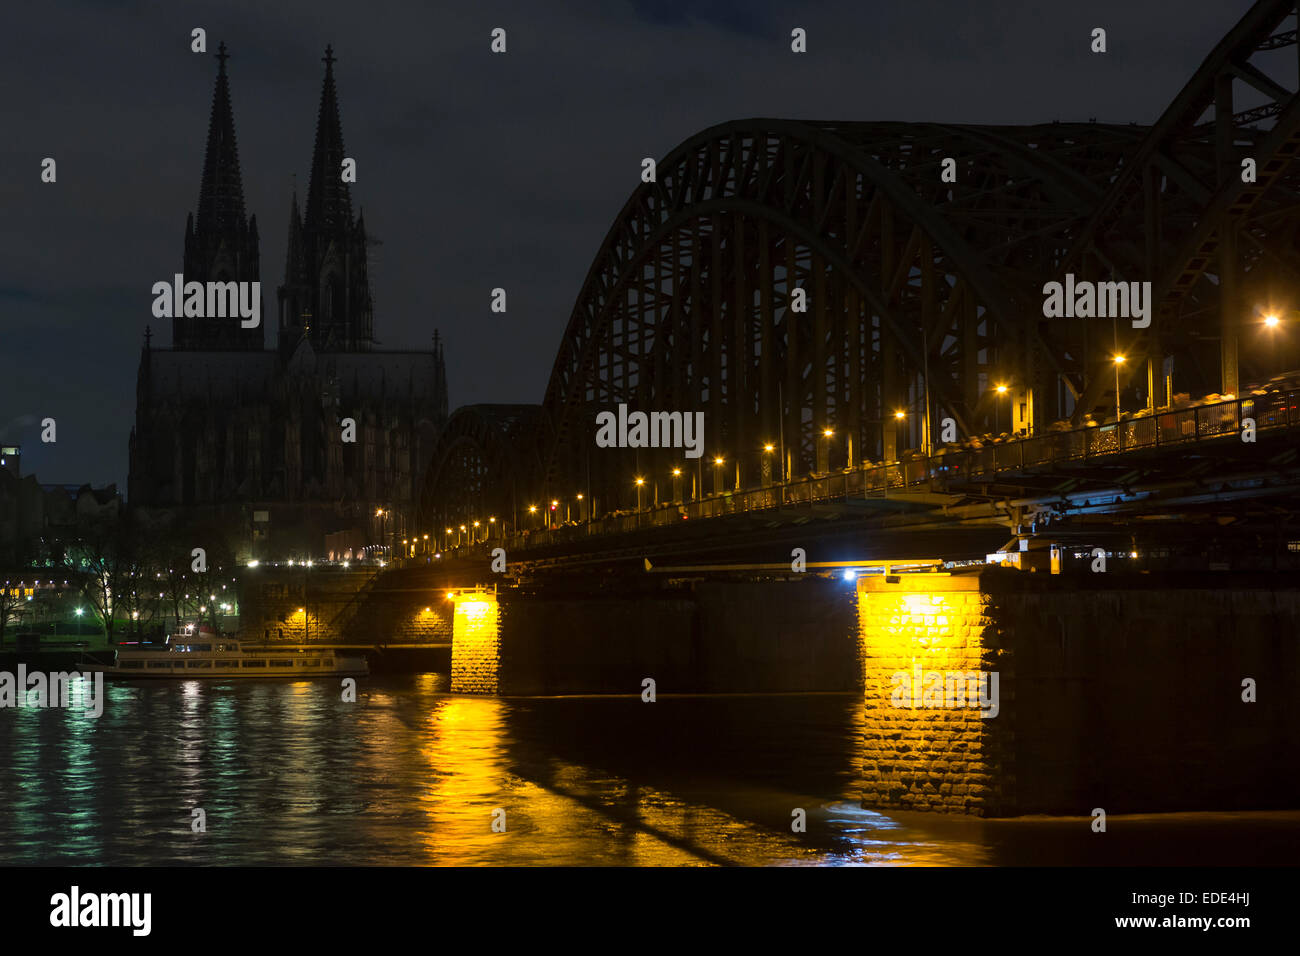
0, 580, 28, 648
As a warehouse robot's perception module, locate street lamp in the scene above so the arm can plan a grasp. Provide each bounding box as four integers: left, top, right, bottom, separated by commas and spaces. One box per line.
1113, 354, 1126, 421
712, 457, 725, 496
635, 476, 645, 511
992, 385, 1008, 433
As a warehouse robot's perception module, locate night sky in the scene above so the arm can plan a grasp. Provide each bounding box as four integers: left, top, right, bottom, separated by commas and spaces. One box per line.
1, 0, 1253, 488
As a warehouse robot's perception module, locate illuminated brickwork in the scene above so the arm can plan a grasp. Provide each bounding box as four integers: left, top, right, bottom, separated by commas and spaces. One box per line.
858, 572, 1012, 816
449, 595, 502, 694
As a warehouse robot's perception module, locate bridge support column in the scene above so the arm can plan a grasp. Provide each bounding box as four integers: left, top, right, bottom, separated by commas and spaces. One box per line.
449, 590, 502, 694
858, 572, 1011, 815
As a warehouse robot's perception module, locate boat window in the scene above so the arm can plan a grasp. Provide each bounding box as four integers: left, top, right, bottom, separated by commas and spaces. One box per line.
215, 661, 238, 668
194, 644, 212, 651
242, 660, 267, 668
304, 660, 320, 666
147, 662, 172, 669
121, 661, 144, 669
269, 660, 292, 666
187, 661, 213, 668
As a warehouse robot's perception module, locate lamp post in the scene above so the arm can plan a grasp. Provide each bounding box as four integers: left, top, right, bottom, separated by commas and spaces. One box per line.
994, 383, 1008, 434
1112, 355, 1126, 422
712, 457, 725, 496
671, 468, 682, 503
922, 324, 933, 457
635, 477, 645, 511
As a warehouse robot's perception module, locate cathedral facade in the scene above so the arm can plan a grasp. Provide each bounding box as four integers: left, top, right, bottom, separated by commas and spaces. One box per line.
128, 44, 447, 561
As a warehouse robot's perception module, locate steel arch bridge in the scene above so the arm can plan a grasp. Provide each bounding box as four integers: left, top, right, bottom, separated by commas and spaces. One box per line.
421, 0, 1300, 529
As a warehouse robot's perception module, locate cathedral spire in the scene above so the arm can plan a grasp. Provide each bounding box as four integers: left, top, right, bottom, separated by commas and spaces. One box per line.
280, 46, 373, 354
304, 44, 352, 235
196, 40, 245, 237
181, 41, 262, 351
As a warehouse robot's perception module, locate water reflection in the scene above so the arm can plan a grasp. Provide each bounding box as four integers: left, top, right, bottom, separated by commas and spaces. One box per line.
0, 678, 1294, 865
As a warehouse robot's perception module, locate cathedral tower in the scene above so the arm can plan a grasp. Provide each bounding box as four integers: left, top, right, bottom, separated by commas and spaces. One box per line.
278, 46, 375, 354
178, 42, 263, 350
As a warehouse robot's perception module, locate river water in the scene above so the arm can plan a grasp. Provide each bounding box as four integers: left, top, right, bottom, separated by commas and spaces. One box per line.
0, 675, 1294, 865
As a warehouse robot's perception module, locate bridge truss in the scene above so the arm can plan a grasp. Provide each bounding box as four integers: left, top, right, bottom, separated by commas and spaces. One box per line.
422, 0, 1300, 527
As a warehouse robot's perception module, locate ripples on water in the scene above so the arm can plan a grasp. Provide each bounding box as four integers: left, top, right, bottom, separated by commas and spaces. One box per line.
0, 676, 1295, 865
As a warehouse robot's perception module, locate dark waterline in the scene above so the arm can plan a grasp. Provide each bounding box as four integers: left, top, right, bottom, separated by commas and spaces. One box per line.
0, 675, 1295, 866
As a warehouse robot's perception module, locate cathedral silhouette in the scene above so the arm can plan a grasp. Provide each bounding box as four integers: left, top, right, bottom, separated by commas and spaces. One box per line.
128, 43, 448, 561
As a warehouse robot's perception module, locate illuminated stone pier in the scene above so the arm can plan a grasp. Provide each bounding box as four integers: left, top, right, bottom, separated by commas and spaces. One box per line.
449, 590, 503, 693
858, 569, 1300, 816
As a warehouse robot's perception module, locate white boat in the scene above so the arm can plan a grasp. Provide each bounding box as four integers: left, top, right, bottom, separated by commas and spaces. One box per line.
91, 636, 369, 678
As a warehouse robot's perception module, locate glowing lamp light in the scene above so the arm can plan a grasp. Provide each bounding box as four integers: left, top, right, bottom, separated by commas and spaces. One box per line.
1264, 314, 1280, 328
995, 384, 1008, 395
822, 429, 833, 438
1113, 354, 1126, 365
842, 569, 857, 581
894, 410, 905, 420
714, 457, 725, 466
74, 608, 84, 617
764, 444, 775, 452
672, 468, 681, 477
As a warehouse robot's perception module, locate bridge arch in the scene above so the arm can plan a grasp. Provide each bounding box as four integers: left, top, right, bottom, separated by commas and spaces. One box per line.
538, 118, 1149, 513
415, 404, 542, 539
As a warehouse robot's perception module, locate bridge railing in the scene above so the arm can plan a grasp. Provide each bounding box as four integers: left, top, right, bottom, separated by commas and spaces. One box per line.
499, 388, 1298, 551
